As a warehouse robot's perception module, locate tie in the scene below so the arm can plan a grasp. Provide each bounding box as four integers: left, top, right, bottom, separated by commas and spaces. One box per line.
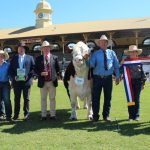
44, 55, 51, 81
103, 50, 108, 70
20, 56, 24, 69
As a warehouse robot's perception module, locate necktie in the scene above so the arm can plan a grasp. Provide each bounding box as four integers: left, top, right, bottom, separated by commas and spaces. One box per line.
44, 55, 51, 81
103, 50, 108, 70
20, 56, 24, 69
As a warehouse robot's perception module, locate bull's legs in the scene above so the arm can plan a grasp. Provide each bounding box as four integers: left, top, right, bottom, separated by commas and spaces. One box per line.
76, 97, 88, 109
86, 96, 93, 120
76, 97, 80, 109
70, 95, 77, 120
83, 98, 88, 109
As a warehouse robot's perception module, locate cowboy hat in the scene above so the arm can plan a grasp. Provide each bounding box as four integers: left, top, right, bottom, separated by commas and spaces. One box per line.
99, 35, 108, 41
95, 35, 110, 47
0, 50, 9, 60
41, 41, 53, 48
124, 45, 142, 55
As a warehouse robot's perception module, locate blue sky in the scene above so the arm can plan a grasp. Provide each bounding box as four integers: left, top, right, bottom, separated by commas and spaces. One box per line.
0, 0, 150, 29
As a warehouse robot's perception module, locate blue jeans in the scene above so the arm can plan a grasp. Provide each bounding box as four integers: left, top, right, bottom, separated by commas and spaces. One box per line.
92, 75, 112, 120
128, 79, 142, 119
0, 81, 12, 118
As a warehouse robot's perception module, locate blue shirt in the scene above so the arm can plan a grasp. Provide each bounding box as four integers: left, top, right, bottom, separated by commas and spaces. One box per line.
89, 49, 120, 78
0, 61, 10, 82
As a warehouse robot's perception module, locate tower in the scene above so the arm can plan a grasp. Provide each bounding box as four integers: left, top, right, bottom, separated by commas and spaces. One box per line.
34, 0, 53, 28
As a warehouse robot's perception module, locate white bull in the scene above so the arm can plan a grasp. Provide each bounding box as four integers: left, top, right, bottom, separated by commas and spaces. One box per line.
67, 41, 93, 120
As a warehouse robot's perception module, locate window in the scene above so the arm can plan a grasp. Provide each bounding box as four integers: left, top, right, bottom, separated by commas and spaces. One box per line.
52, 43, 60, 51
33, 44, 41, 51
143, 38, 150, 46
65, 42, 76, 53
4, 47, 12, 53
86, 41, 96, 51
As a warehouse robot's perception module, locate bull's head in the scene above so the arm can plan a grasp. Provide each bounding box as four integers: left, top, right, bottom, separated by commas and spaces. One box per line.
72, 41, 90, 67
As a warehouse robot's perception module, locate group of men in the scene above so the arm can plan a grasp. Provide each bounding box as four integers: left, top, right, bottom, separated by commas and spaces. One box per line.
1, 34, 140, 122
0, 41, 60, 121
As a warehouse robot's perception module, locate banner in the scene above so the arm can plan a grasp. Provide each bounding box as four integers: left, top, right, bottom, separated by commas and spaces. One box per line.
123, 57, 150, 106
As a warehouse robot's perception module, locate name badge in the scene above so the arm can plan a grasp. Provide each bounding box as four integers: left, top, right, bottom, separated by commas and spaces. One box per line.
75, 77, 84, 85
17, 68, 26, 81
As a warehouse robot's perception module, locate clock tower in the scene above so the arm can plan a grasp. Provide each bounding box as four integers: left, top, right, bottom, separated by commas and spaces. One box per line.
34, 0, 53, 28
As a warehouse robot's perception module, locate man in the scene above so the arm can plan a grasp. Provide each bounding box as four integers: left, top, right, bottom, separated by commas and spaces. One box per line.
90, 35, 120, 122
9, 43, 35, 121
0, 50, 12, 121
35, 41, 60, 120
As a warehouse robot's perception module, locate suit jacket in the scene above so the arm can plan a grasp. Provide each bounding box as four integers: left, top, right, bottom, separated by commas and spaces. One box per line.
9, 54, 35, 86
35, 54, 60, 88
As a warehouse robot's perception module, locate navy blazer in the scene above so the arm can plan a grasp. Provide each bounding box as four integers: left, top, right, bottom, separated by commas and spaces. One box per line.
9, 54, 35, 86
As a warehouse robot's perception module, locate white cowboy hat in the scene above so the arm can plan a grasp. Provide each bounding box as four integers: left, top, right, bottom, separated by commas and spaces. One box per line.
41, 41, 53, 48
0, 50, 9, 60
124, 45, 142, 55
95, 35, 109, 47
99, 35, 108, 41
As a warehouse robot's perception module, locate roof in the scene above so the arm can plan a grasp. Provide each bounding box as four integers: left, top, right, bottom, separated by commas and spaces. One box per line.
0, 17, 150, 40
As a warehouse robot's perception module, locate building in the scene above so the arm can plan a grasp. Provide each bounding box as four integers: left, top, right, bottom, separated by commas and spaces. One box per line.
0, 0, 150, 67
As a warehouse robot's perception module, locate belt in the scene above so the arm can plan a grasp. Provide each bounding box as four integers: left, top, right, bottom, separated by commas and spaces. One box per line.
94, 75, 112, 79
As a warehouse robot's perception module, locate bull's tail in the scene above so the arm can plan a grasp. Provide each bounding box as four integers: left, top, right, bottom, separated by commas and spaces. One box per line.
63, 78, 70, 100
63, 61, 75, 101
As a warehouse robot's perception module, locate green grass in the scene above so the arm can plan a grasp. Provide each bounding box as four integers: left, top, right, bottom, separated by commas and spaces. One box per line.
0, 81, 150, 150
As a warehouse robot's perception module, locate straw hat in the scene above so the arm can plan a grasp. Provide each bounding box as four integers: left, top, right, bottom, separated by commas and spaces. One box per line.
41, 41, 53, 48
0, 50, 9, 60
124, 45, 142, 55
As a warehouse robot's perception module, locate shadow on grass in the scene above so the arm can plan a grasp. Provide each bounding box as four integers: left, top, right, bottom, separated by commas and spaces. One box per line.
1, 109, 150, 137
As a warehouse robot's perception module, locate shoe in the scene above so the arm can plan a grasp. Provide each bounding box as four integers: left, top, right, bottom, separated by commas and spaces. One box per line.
135, 117, 140, 121
50, 116, 57, 120
40, 117, 47, 121
13, 116, 19, 121
0, 115, 5, 121
92, 118, 99, 122
24, 115, 29, 121
6, 118, 12, 122
103, 117, 111, 122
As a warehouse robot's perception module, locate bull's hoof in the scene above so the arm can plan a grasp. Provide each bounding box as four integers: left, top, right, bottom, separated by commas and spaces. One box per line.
89, 117, 93, 121
76, 106, 80, 109
88, 115, 93, 120
83, 106, 88, 109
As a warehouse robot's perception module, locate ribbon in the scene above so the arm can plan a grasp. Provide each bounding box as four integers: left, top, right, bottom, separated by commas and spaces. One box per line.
123, 57, 150, 106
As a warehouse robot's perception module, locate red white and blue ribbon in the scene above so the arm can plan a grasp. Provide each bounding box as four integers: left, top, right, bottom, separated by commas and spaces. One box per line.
123, 57, 150, 106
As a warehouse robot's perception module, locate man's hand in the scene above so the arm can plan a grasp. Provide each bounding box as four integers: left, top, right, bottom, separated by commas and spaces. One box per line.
41, 72, 48, 76
141, 84, 145, 90
115, 78, 120, 85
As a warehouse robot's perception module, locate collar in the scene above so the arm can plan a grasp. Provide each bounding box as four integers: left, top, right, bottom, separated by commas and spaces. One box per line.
0, 60, 6, 66
19, 54, 25, 58
44, 53, 50, 58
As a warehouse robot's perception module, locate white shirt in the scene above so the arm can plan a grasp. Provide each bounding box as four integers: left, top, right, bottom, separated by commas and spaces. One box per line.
19, 54, 25, 69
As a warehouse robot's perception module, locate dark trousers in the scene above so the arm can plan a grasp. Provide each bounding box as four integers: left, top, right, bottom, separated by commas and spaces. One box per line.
0, 100, 4, 116
0, 82, 12, 118
128, 79, 142, 119
92, 75, 112, 120
13, 84, 31, 117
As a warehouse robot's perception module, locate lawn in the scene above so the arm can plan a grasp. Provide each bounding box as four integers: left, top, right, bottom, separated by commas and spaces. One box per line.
0, 81, 150, 150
